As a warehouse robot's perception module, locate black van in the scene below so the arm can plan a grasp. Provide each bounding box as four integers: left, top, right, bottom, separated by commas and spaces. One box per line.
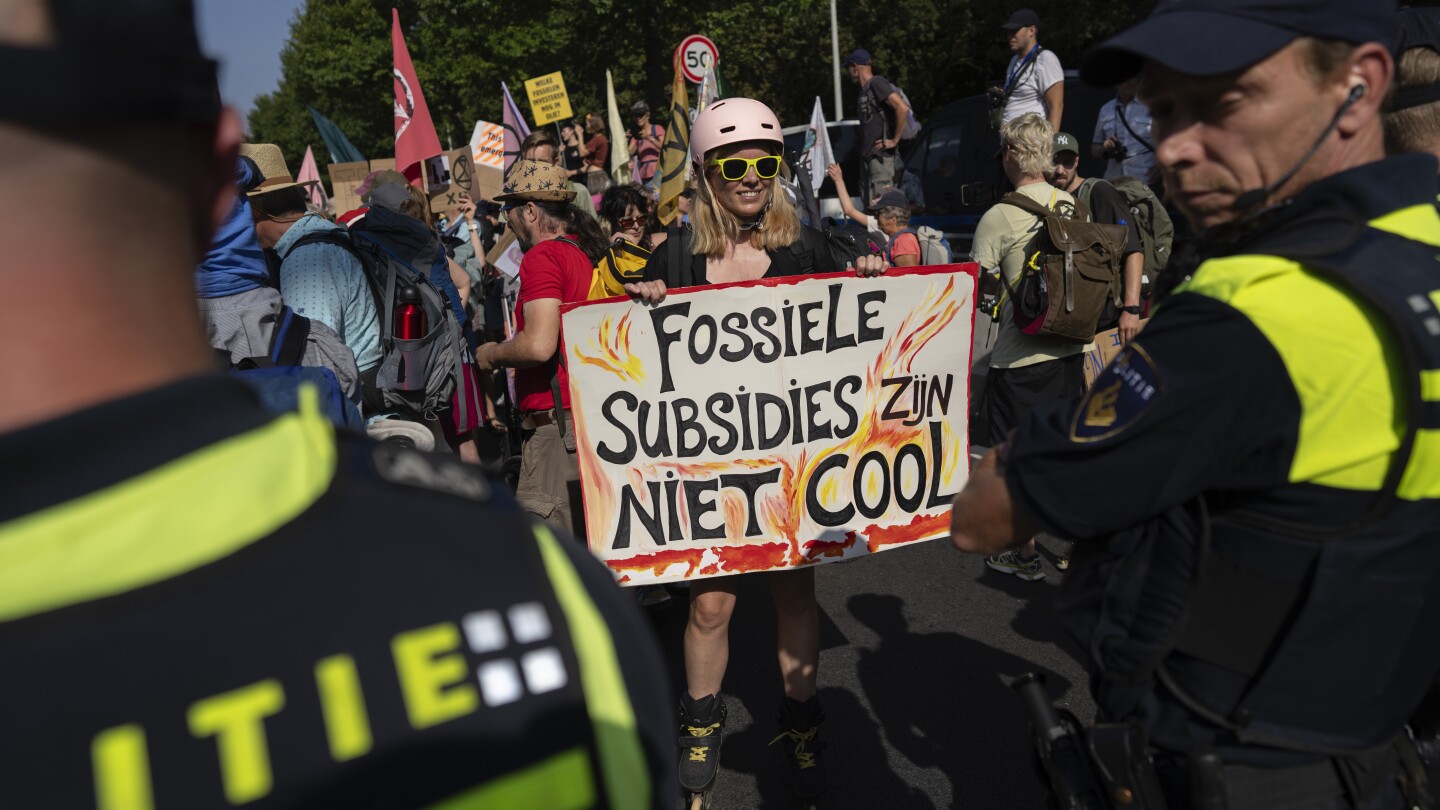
783, 73, 1117, 253
905, 72, 1114, 253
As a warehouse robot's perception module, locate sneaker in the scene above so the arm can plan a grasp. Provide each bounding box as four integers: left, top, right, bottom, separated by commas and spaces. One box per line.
636, 585, 673, 609
986, 548, 1046, 581
1055, 555, 1071, 572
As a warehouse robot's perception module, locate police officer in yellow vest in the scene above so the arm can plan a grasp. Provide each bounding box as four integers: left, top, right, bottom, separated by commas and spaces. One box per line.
950, 0, 1440, 806
0, 1, 674, 807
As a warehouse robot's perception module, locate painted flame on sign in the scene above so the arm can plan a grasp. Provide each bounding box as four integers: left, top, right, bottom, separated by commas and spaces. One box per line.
573, 310, 646, 384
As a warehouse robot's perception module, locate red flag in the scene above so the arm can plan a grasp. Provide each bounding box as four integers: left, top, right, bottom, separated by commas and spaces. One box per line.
391, 8, 441, 184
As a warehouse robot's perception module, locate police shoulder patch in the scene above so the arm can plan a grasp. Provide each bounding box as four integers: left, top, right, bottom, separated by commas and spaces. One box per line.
1069, 342, 1164, 442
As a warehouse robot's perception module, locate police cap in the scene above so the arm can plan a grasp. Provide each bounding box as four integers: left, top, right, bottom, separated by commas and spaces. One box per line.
1081, 0, 1399, 87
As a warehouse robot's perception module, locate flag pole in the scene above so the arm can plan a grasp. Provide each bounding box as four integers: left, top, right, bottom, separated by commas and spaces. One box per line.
830, 0, 843, 122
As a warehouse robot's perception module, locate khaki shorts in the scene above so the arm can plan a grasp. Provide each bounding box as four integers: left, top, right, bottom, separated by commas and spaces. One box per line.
515, 413, 587, 540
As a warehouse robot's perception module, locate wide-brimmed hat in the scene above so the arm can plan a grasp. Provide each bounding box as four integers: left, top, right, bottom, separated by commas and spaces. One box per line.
1081, 0, 1398, 87
239, 143, 318, 197
494, 160, 577, 204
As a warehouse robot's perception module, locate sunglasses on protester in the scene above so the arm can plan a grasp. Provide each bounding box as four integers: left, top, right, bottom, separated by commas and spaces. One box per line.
706, 155, 783, 182
616, 215, 646, 229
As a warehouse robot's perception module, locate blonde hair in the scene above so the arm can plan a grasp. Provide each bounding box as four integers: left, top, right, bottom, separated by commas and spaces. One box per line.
689, 159, 802, 257
1001, 112, 1055, 177
1385, 47, 1440, 156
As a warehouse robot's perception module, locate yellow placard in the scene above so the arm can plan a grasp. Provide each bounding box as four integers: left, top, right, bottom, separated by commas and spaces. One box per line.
523, 71, 573, 127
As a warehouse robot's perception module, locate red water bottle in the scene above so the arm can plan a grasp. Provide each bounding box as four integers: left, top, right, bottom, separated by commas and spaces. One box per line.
396, 285, 425, 340
395, 285, 427, 391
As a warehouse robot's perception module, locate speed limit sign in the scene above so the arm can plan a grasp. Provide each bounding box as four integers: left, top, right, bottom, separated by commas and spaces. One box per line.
676, 34, 719, 84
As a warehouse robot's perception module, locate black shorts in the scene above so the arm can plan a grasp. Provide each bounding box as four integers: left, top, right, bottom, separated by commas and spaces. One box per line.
974, 354, 1084, 447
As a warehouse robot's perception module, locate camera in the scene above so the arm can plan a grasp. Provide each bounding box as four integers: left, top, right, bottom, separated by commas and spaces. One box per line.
1104, 142, 1129, 161
986, 86, 1007, 109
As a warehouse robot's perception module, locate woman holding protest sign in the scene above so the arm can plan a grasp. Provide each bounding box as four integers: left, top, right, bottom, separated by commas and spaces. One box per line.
627, 96, 887, 809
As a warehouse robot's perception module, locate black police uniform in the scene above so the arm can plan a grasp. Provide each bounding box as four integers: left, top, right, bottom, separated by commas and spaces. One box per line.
0, 375, 674, 808
1004, 154, 1440, 805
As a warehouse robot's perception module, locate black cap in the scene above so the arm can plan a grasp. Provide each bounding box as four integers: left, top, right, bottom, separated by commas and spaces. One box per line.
868, 187, 909, 211
1395, 6, 1440, 57
1081, 0, 1399, 87
0, 0, 219, 125
1392, 6, 1440, 111
1001, 9, 1040, 30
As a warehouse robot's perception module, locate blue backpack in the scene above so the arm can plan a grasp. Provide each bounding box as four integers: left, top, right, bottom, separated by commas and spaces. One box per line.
230, 305, 364, 430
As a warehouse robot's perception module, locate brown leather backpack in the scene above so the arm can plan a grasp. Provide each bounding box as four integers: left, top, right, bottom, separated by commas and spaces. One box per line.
997, 193, 1128, 343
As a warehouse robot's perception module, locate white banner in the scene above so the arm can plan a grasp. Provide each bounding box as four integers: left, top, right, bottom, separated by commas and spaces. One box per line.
561, 267, 978, 585
798, 96, 836, 195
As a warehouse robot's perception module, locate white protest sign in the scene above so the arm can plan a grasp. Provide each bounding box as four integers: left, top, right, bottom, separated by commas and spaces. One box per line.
561, 266, 978, 586
486, 231, 525, 278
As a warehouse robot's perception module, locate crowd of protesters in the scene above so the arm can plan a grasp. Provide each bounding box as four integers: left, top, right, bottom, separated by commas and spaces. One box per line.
9, 0, 1440, 807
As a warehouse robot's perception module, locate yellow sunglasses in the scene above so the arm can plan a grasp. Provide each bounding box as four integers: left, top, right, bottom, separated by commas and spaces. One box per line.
706, 155, 783, 182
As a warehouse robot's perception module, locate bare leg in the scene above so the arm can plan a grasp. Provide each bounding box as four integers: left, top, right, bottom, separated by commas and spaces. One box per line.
771, 567, 819, 701
1021, 537, 1037, 557
456, 437, 481, 465
684, 576, 739, 699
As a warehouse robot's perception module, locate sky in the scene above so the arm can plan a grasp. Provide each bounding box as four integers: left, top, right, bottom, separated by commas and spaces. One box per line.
195, 0, 303, 124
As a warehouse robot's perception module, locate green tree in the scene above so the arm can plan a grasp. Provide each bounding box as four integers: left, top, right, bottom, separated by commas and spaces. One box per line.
249, 0, 1151, 176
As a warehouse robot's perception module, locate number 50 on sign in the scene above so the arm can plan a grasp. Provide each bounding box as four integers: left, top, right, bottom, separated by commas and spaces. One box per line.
675, 34, 720, 85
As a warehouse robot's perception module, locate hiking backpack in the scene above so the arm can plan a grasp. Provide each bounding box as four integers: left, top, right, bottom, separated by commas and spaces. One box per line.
286, 230, 469, 426
820, 218, 883, 269
867, 79, 922, 141
1077, 176, 1174, 297
996, 193, 1128, 344
228, 304, 364, 429
886, 226, 953, 265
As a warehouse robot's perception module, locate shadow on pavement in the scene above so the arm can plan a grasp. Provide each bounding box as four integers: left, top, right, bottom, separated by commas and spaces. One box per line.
973, 558, 1092, 672
848, 593, 1071, 809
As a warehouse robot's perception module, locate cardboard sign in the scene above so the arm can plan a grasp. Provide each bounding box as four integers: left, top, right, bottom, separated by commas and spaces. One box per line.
423, 148, 479, 214
486, 230, 524, 278
1082, 319, 1150, 387
560, 266, 979, 586
524, 71, 573, 127
327, 161, 371, 216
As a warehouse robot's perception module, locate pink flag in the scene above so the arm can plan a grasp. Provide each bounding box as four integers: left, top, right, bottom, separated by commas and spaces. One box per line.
297, 145, 328, 209
501, 81, 531, 172
391, 8, 442, 183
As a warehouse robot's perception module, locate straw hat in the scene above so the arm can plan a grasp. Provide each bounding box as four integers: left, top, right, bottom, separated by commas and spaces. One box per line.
493, 160, 577, 204
239, 143, 319, 196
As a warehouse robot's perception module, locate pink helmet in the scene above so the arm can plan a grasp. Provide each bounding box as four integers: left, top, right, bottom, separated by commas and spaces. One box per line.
690, 97, 784, 167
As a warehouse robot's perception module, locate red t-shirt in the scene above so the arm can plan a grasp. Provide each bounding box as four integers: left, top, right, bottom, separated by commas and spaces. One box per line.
514, 237, 592, 412
888, 230, 920, 263
583, 134, 609, 170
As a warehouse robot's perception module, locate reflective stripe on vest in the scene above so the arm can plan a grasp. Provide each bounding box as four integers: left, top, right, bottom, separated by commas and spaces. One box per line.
0, 384, 336, 623
425, 747, 596, 809
1177, 208, 1440, 501
532, 523, 651, 810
